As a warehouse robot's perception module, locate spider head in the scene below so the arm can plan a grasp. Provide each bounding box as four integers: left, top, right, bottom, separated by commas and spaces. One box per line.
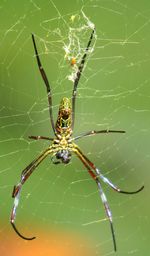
55, 149, 71, 164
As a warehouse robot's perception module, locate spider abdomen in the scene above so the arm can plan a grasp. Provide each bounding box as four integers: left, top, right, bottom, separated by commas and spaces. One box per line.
55, 97, 72, 133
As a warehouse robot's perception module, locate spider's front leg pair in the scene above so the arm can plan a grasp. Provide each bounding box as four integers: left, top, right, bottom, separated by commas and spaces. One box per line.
72, 145, 144, 251
10, 147, 52, 240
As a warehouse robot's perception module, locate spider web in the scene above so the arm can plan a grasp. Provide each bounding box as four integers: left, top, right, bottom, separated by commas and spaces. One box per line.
0, 0, 149, 255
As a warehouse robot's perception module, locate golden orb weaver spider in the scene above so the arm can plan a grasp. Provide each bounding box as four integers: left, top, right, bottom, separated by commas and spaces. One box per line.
10, 28, 144, 252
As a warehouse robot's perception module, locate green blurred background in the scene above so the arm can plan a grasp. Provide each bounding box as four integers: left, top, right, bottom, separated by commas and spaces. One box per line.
0, 0, 149, 255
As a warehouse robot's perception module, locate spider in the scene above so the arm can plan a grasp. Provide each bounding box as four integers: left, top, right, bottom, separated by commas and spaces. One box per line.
10, 28, 144, 252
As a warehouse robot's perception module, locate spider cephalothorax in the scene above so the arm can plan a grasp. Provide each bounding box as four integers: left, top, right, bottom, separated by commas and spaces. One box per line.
55, 149, 72, 164
10, 28, 144, 252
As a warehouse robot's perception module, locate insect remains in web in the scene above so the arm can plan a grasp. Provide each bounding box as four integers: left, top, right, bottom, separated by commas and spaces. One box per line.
10, 27, 144, 252
70, 57, 76, 66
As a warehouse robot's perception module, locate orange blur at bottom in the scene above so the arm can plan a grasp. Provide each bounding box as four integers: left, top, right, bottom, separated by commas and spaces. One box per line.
1, 229, 98, 256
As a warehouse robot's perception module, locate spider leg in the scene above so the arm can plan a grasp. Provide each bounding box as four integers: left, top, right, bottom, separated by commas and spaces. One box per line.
72, 28, 95, 129
51, 155, 61, 165
73, 129, 126, 141
76, 146, 144, 194
28, 135, 53, 141
32, 34, 55, 134
11, 147, 52, 240
73, 147, 116, 251
95, 170, 144, 194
